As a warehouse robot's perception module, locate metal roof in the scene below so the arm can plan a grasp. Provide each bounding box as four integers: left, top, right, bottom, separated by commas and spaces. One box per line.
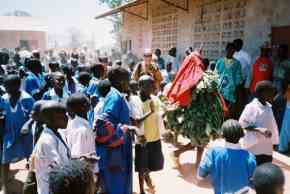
95, 0, 147, 19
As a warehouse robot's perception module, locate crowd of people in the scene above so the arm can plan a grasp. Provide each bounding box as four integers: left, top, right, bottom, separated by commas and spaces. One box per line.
0, 37, 289, 194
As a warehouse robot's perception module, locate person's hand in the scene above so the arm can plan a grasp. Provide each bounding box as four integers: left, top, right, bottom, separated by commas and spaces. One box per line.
257, 128, 272, 138
166, 103, 179, 112
263, 130, 272, 138
149, 100, 155, 113
138, 135, 146, 145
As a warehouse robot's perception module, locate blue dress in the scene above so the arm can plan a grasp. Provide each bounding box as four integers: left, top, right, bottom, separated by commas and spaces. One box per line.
215, 58, 242, 103
1, 92, 35, 164
96, 88, 132, 194
24, 72, 46, 97
279, 104, 290, 152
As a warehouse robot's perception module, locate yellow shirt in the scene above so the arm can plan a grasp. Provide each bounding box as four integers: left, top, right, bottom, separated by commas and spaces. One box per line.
143, 96, 163, 142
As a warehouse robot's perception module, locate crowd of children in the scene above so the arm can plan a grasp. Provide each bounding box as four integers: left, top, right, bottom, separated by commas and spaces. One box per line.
0, 41, 289, 194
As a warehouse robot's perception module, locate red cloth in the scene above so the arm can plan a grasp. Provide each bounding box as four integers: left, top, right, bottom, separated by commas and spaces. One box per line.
250, 57, 273, 93
166, 51, 204, 107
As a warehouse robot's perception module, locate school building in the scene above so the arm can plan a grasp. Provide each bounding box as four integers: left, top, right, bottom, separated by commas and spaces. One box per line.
95, 0, 290, 60
0, 16, 47, 51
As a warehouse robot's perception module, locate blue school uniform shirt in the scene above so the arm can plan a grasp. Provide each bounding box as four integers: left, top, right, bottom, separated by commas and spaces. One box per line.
198, 142, 256, 194
215, 58, 242, 103
279, 103, 290, 152
42, 88, 70, 103
86, 77, 100, 97
24, 72, 46, 97
1, 91, 35, 164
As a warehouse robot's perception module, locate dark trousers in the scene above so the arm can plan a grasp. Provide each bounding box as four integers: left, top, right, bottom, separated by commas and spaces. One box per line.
255, 155, 273, 166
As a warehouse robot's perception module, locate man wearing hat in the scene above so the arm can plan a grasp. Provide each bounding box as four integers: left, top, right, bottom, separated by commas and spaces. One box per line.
132, 49, 163, 91
245, 43, 273, 94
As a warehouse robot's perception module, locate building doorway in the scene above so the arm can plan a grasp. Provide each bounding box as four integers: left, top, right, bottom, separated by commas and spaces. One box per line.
272, 26, 290, 57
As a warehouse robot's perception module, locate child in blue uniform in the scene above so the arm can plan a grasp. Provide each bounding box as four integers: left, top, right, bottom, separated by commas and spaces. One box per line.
198, 119, 256, 194
24, 59, 48, 100
87, 63, 106, 97
42, 72, 69, 103
78, 71, 91, 94
1, 75, 35, 194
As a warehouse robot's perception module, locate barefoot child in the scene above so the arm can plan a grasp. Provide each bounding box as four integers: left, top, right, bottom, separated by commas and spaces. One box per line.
198, 120, 256, 194
33, 101, 70, 194
1, 75, 35, 194
135, 75, 164, 194
239, 81, 279, 165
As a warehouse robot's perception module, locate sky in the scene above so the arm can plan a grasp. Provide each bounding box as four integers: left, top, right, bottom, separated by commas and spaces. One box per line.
1, 0, 115, 48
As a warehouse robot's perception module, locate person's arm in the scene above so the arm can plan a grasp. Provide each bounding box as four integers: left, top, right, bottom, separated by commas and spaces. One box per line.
245, 62, 253, 89
132, 63, 142, 81
197, 149, 213, 182
270, 110, 279, 145
235, 61, 243, 86
247, 153, 257, 182
136, 100, 155, 123
95, 97, 129, 148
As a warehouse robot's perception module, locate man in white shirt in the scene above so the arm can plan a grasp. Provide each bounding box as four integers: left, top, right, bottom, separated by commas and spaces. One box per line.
65, 93, 98, 171
234, 39, 252, 83
239, 81, 279, 165
33, 101, 70, 194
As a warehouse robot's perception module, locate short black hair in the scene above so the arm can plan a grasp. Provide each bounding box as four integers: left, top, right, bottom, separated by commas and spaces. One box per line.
61, 64, 74, 75
32, 100, 46, 113
255, 81, 275, 95
49, 160, 94, 194
222, 119, 244, 144
51, 71, 65, 80
40, 101, 66, 124
108, 67, 129, 87
226, 42, 236, 50
233, 38, 243, 47
98, 79, 111, 97
253, 163, 285, 194
138, 75, 155, 89
27, 58, 41, 71
91, 63, 105, 78
4, 74, 21, 87
155, 48, 161, 55
49, 61, 60, 69
78, 71, 91, 85
66, 93, 89, 110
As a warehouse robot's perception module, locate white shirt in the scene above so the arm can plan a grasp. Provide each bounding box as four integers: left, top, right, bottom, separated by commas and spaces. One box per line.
239, 98, 279, 155
66, 116, 98, 172
168, 55, 179, 73
128, 95, 144, 138
34, 127, 70, 194
66, 116, 96, 158
234, 50, 251, 81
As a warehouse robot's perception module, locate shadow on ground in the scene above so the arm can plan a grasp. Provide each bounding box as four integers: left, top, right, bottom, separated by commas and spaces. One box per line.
177, 162, 211, 189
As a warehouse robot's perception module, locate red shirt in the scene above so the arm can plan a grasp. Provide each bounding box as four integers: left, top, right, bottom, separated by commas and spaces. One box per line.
250, 57, 273, 93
